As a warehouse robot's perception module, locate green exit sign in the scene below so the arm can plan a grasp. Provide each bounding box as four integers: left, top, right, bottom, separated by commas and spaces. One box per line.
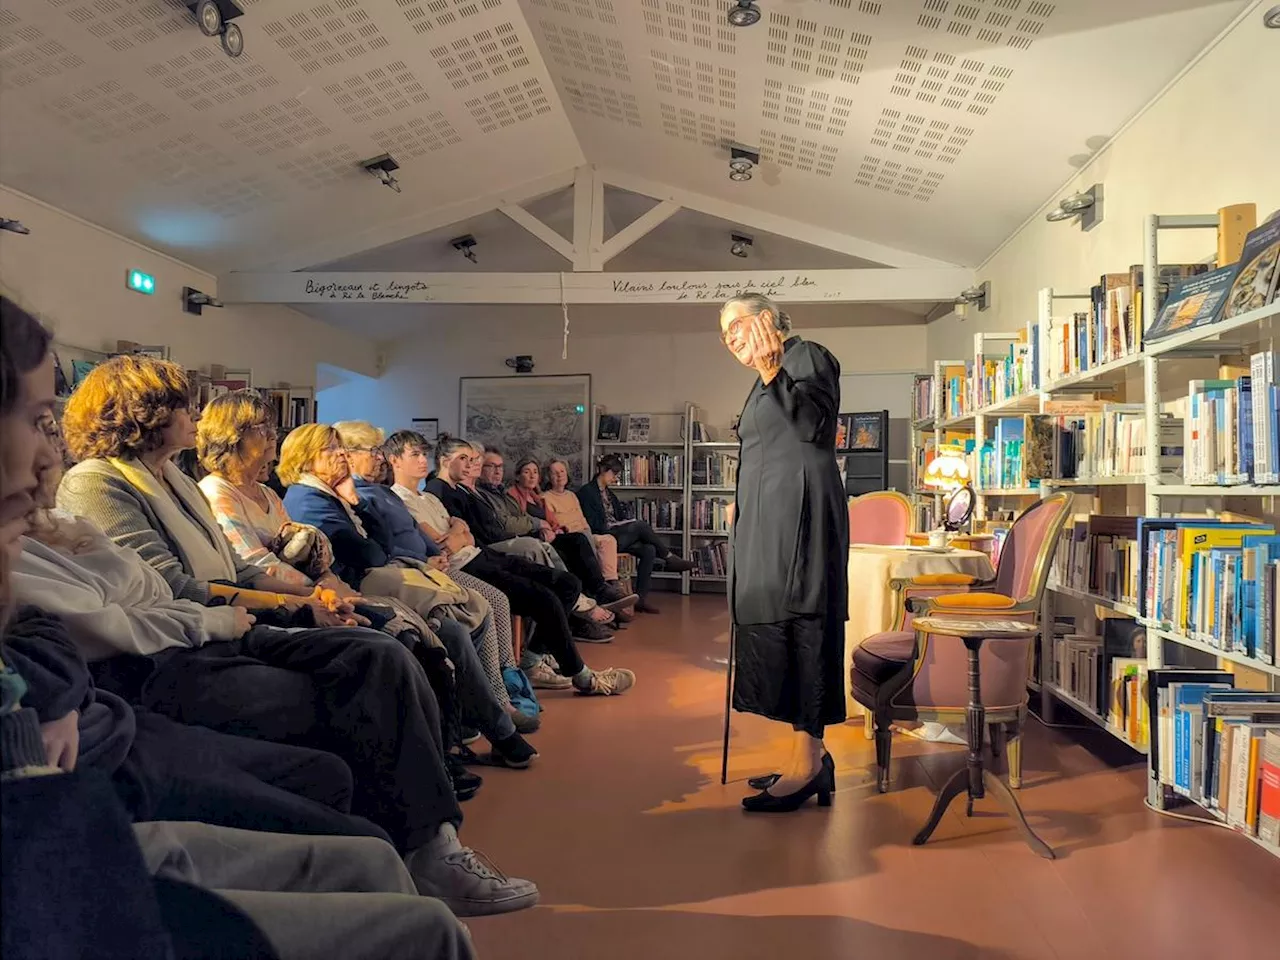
127, 269, 155, 295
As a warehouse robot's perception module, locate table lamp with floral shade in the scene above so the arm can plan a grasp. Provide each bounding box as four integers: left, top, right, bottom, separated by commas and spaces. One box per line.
922, 445, 975, 546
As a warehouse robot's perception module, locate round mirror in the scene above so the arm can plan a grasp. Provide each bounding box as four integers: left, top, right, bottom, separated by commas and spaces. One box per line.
943, 485, 975, 531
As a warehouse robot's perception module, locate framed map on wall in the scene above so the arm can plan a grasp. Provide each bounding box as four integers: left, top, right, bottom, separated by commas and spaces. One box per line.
459, 374, 593, 486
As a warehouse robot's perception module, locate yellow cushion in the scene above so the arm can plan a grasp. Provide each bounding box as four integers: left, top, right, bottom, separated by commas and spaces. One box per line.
932, 592, 1015, 610
910, 573, 977, 586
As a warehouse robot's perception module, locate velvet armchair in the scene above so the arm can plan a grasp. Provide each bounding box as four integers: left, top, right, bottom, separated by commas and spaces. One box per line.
847, 490, 913, 546
849, 493, 1071, 793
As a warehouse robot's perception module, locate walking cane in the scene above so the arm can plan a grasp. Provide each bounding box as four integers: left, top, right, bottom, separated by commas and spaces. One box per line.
720, 623, 735, 785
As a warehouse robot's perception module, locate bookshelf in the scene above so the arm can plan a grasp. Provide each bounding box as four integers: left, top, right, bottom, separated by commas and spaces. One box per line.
905, 208, 1280, 854
589, 404, 740, 595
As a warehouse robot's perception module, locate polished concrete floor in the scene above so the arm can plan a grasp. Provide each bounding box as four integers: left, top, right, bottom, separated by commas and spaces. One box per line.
461, 595, 1277, 960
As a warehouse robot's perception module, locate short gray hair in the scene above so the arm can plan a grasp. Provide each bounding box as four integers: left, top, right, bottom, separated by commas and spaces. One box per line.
722, 292, 792, 334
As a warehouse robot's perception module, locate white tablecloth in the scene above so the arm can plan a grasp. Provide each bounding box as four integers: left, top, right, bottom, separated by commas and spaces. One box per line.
844, 545, 995, 715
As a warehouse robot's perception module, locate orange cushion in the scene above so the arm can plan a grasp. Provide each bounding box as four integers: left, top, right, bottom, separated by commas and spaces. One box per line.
932, 592, 1015, 610
910, 573, 977, 586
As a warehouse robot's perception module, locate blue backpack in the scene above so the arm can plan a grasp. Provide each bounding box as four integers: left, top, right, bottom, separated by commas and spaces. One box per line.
502, 666, 541, 717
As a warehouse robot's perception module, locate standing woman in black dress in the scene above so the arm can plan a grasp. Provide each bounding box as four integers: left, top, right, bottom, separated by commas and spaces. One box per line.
719, 294, 849, 813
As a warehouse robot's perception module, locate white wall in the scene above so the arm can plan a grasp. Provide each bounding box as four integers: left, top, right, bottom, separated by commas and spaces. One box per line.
927, 10, 1279, 362
318, 305, 927, 437
0, 184, 379, 385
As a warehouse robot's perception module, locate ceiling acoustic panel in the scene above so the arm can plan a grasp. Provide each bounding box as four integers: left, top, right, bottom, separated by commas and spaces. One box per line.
192, 173, 291, 220
431, 20, 532, 90
322, 60, 432, 123
891, 45, 1014, 117
50, 0, 191, 53
143, 47, 280, 113
259, 1, 391, 76
765, 11, 874, 84
371, 112, 463, 158
395, 0, 505, 35
218, 99, 331, 157
526, 0, 617, 25
659, 103, 733, 151
917, 0, 1056, 51
652, 52, 735, 111
854, 155, 947, 203
759, 128, 839, 178
127, 132, 235, 188
464, 76, 553, 132
538, 22, 629, 83
870, 108, 974, 165
561, 78, 642, 128
639, 0, 736, 57
43, 79, 169, 144
0, 8, 86, 91
761, 79, 852, 138
276, 144, 364, 192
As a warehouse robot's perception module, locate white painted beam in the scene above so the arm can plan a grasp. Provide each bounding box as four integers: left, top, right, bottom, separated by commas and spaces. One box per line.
571, 165, 605, 271
497, 204, 573, 263
219, 267, 974, 305
597, 167, 963, 270
599, 200, 681, 266
263, 168, 578, 272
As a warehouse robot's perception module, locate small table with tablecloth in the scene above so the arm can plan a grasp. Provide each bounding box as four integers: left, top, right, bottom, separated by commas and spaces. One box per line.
843, 544, 995, 717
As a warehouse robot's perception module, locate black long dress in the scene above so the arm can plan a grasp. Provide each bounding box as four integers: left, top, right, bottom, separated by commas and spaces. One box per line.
729, 335, 849, 736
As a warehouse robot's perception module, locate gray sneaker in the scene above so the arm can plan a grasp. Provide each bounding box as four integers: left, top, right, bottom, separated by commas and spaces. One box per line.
525, 659, 573, 690
407, 827, 539, 917
575, 666, 636, 696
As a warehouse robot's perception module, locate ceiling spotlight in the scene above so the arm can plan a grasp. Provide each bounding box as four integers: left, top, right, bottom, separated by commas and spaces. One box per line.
361, 154, 401, 194
451, 235, 478, 264
1045, 184, 1103, 230
182, 286, 224, 316
186, 1, 245, 59
0, 217, 31, 235
1264, 5, 1280, 28
727, 1, 762, 27
955, 281, 990, 312
728, 144, 759, 183
729, 233, 753, 258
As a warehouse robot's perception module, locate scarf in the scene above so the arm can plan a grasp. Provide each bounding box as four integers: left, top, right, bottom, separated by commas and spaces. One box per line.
108, 457, 239, 583
296, 473, 368, 537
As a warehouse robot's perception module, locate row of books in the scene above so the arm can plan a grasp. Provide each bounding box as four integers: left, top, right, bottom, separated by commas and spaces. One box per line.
693, 541, 729, 578
690, 496, 731, 533
1046, 270, 1143, 380
690, 454, 737, 487
1047, 616, 1149, 747
976, 417, 1025, 490
1174, 351, 1279, 486
970, 326, 1039, 411
1054, 515, 1140, 607
1137, 518, 1278, 666
1155, 678, 1279, 847
621, 497, 682, 531
912, 375, 934, 422
610, 453, 683, 487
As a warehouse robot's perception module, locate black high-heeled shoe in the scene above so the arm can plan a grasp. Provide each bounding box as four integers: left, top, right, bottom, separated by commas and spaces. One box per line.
747, 752, 832, 791
742, 755, 835, 813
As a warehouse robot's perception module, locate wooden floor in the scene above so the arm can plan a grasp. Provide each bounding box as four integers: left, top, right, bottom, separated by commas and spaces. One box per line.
461, 595, 1277, 960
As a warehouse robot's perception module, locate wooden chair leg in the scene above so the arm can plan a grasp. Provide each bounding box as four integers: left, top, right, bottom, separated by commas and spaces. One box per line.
511, 616, 524, 661
1006, 724, 1023, 790
989, 722, 1007, 778
873, 713, 893, 794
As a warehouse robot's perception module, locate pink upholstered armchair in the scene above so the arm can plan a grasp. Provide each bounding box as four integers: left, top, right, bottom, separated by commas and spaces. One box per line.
847, 491, 912, 546
849, 494, 1071, 793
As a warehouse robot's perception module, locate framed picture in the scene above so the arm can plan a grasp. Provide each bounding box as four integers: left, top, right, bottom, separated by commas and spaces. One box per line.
459, 374, 592, 486
411, 418, 440, 442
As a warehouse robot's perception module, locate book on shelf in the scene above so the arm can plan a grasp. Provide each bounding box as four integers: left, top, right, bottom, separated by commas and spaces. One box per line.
693, 541, 729, 578
977, 417, 1025, 489
623, 497, 683, 530
691, 453, 738, 487
971, 327, 1038, 411
1054, 515, 1140, 606
912, 375, 934, 422
1176, 353, 1278, 485
596, 414, 623, 442
1223, 217, 1280, 319
611, 452, 683, 486
1143, 266, 1239, 343
1028, 404, 1181, 481
626, 415, 651, 443
941, 363, 969, 419
691, 496, 732, 532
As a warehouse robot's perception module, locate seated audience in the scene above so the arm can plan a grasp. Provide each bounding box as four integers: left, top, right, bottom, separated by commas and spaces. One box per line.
0, 297, 478, 958
577, 453, 695, 613
332, 420, 538, 739
493, 450, 634, 612
430, 439, 615, 642
541, 458, 622, 581
52, 354, 536, 914
277, 424, 537, 769
401, 433, 635, 695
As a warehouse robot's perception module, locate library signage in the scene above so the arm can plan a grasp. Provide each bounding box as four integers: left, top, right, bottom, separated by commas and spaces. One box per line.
219, 267, 972, 306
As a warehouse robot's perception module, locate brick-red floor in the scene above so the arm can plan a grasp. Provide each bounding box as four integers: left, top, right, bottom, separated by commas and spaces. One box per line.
460, 595, 1277, 960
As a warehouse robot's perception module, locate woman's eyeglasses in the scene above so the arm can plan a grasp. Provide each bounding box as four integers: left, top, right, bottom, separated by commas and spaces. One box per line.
720, 312, 758, 344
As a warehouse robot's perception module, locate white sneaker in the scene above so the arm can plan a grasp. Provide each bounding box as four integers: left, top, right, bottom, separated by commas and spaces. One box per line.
407, 825, 539, 917
525, 659, 572, 690
575, 666, 636, 696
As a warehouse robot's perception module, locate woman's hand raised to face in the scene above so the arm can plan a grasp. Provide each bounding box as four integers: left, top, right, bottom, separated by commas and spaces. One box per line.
333, 475, 361, 506
747, 313, 785, 385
